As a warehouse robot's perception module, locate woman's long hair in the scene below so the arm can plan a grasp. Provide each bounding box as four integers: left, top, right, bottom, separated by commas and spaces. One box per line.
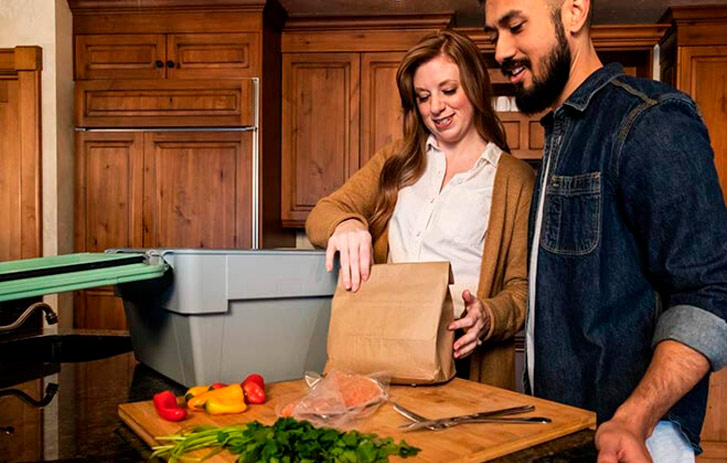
368, 30, 509, 238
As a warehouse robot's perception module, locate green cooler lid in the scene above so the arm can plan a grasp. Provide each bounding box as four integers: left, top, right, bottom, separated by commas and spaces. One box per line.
0, 253, 167, 302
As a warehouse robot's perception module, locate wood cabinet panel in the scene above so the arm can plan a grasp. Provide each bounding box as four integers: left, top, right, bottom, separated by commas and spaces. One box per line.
75, 79, 255, 128
680, 46, 727, 208
75, 34, 166, 80
281, 53, 360, 227
360, 52, 404, 165
74, 132, 144, 252
0, 379, 42, 461
498, 111, 547, 160
0, 47, 42, 261
701, 368, 727, 463
142, 131, 253, 249
74, 131, 143, 331
74, 286, 127, 330
167, 33, 260, 79
0, 78, 22, 262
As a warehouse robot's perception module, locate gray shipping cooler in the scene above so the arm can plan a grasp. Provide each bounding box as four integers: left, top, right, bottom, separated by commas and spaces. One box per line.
111, 249, 337, 387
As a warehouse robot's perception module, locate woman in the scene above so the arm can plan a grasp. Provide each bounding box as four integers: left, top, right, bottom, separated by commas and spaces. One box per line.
305, 30, 534, 390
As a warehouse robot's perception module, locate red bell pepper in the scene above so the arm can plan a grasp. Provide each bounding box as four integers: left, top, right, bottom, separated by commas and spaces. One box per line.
153, 391, 187, 422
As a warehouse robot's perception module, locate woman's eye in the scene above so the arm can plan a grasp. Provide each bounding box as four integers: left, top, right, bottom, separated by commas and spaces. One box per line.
416, 95, 429, 103
443, 88, 457, 95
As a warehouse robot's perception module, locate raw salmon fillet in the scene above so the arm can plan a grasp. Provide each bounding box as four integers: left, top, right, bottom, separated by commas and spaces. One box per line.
280, 370, 386, 418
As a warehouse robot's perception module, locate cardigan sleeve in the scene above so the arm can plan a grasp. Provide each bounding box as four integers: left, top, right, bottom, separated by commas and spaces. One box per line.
481, 160, 535, 343
305, 143, 398, 248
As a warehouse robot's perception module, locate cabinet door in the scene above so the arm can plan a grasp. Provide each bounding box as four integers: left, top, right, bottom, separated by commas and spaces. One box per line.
0, 380, 42, 461
142, 131, 252, 249
498, 110, 547, 161
281, 53, 360, 227
360, 52, 404, 165
75, 34, 166, 80
679, 45, 727, 463
167, 33, 260, 80
680, 46, 727, 208
74, 132, 144, 330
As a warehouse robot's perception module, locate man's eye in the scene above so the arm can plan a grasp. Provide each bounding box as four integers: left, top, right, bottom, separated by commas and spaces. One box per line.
489, 34, 499, 44
510, 23, 523, 33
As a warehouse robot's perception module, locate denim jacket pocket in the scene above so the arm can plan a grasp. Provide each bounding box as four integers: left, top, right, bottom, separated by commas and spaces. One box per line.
542, 172, 601, 256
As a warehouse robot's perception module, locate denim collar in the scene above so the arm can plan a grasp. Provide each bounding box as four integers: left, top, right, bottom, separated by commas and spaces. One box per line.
541, 63, 624, 126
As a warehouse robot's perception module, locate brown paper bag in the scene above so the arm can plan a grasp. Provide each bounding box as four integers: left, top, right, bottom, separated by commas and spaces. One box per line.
325, 261, 456, 385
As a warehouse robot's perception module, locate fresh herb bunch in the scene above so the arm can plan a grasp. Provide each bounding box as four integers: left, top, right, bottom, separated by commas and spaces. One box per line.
151, 417, 420, 463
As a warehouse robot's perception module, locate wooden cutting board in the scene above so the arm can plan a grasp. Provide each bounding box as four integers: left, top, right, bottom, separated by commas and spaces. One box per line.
119, 378, 595, 463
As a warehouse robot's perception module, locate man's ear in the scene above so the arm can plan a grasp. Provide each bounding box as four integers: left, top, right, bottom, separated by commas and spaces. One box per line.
562, 0, 591, 35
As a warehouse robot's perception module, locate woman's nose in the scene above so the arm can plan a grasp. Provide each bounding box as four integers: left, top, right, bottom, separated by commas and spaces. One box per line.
430, 95, 445, 114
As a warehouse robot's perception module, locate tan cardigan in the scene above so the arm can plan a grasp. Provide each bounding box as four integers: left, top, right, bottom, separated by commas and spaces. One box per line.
306, 142, 535, 390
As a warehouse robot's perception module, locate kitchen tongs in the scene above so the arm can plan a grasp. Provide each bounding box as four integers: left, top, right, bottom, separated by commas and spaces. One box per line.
394, 403, 551, 431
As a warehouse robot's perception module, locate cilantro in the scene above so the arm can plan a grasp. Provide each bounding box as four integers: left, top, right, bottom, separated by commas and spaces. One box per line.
151, 417, 420, 463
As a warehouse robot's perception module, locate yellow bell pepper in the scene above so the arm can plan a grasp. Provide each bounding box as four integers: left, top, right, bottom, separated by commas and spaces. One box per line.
184, 386, 210, 403
204, 397, 248, 415
187, 383, 244, 410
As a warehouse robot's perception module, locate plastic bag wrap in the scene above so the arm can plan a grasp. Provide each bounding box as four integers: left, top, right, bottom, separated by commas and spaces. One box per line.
276, 369, 389, 428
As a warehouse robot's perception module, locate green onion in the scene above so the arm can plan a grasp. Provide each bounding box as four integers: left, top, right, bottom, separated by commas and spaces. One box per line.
151, 418, 420, 463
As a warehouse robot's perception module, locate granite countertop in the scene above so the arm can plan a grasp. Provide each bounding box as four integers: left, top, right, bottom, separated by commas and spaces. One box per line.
0, 331, 596, 463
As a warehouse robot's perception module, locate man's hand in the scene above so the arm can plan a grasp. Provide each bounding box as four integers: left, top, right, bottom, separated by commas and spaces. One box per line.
593, 340, 710, 463
595, 417, 652, 463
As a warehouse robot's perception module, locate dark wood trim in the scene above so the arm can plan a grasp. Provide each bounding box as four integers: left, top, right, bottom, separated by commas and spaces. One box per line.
0, 46, 43, 73
659, 5, 727, 23
460, 24, 669, 52
660, 6, 727, 48
283, 14, 453, 31
73, 11, 263, 34
67, 0, 268, 13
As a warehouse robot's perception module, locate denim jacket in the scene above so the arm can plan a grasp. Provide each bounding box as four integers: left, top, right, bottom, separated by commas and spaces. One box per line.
527, 63, 727, 451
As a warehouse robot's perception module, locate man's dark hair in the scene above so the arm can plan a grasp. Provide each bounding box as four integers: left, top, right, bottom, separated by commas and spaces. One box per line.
479, 0, 595, 28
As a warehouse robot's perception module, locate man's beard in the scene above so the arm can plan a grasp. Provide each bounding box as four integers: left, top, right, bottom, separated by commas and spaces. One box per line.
502, 17, 572, 116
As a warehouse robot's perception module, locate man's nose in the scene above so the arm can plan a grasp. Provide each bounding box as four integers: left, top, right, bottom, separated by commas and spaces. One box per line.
494, 33, 516, 65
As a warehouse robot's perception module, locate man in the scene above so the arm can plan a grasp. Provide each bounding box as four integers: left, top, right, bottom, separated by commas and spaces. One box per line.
480, 0, 727, 461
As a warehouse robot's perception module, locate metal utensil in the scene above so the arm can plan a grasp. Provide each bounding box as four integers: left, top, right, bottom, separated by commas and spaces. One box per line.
393, 403, 444, 430
398, 404, 551, 432
402, 415, 551, 432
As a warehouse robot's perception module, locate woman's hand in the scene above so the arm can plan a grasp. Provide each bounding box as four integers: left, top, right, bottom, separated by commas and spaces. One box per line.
325, 219, 374, 292
449, 290, 492, 359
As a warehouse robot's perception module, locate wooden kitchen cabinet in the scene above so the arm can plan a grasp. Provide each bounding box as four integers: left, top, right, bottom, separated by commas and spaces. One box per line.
280, 15, 451, 227
70, 0, 293, 329
360, 52, 406, 165
74, 130, 253, 328
281, 53, 361, 227
75, 32, 260, 80
659, 7, 727, 461
142, 131, 253, 249
75, 79, 255, 128
0, 47, 42, 263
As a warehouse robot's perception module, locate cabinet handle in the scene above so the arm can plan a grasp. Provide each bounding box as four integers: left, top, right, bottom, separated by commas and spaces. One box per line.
166, 60, 175, 69
155, 60, 164, 68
